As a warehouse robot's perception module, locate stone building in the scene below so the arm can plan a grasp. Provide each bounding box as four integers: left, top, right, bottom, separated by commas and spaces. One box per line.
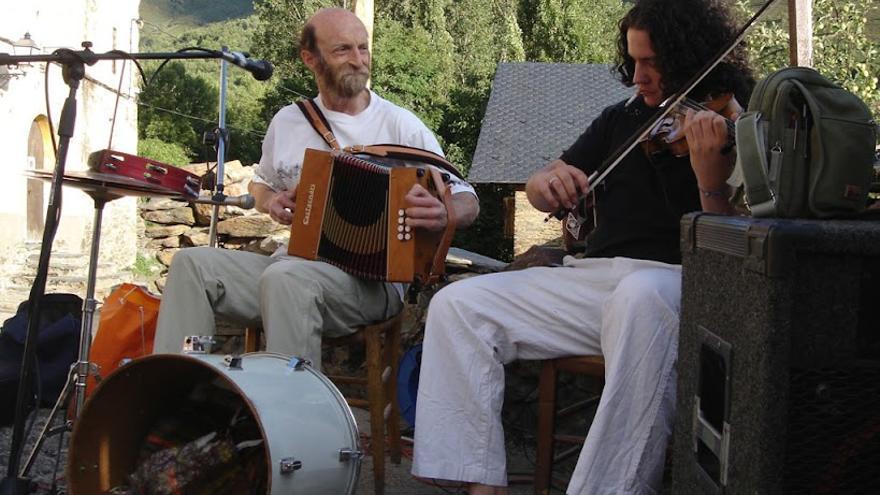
0, 0, 141, 316
468, 62, 631, 255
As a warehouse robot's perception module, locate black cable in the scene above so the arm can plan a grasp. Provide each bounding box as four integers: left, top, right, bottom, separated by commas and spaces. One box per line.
103, 49, 148, 88
43, 49, 148, 155
43, 62, 57, 155
18, 357, 42, 466
145, 46, 221, 88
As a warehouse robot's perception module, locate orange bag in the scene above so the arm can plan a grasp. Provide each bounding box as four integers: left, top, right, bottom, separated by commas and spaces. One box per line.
86, 283, 160, 397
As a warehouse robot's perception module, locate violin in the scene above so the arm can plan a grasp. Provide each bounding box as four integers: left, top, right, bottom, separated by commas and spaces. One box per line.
562, 94, 743, 254
640, 94, 742, 158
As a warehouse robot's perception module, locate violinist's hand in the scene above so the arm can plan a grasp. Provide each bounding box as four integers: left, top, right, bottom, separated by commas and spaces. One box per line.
525, 159, 590, 212
266, 188, 297, 225
404, 184, 448, 232
684, 109, 736, 192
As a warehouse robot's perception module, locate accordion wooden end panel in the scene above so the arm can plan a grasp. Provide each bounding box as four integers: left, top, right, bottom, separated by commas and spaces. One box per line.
289, 148, 445, 283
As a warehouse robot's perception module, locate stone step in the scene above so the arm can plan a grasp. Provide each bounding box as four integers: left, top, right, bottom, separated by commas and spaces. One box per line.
24, 248, 83, 261
10, 273, 118, 296
18, 257, 114, 277
25, 252, 102, 264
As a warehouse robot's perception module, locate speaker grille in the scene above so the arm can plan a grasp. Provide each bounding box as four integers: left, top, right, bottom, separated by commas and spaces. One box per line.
784, 366, 880, 494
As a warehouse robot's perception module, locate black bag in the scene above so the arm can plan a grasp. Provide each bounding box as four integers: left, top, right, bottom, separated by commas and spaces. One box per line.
0, 293, 83, 426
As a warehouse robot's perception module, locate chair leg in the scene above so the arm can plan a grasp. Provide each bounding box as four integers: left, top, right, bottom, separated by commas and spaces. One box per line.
244, 326, 261, 353
365, 326, 386, 495
385, 320, 402, 464
535, 360, 558, 495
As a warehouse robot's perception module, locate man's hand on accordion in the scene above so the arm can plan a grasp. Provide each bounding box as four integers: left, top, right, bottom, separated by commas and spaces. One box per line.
404, 184, 448, 231
266, 188, 297, 225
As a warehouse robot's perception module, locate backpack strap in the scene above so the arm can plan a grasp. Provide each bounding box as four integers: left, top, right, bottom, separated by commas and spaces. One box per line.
735, 111, 778, 217
296, 99, 340, 151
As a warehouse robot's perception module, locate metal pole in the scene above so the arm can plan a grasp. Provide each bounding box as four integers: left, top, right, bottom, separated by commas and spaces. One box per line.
208, 48, 230, 247
73, 198, 106, 415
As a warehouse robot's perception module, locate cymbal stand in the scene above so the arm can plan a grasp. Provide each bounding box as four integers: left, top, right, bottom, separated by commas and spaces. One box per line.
18, 192, 116, 479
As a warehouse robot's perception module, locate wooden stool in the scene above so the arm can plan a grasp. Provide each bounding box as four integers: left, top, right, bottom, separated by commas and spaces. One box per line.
534, 355, 605, 495
244, 313, 403, 495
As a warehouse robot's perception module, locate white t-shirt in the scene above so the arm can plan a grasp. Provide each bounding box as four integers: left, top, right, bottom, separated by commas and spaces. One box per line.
252, 90, 475, 198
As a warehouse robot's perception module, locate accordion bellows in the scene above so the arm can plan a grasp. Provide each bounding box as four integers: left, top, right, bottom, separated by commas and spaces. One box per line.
288, 148, 448, 283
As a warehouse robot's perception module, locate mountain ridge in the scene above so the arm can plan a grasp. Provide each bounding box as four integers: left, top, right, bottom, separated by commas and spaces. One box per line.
139, 0, 254, 34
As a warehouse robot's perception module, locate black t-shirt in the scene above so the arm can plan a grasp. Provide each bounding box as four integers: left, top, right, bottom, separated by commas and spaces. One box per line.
560, 98, 701, 265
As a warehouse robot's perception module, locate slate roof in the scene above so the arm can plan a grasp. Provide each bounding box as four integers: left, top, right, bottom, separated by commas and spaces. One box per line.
468, 62, 633, 184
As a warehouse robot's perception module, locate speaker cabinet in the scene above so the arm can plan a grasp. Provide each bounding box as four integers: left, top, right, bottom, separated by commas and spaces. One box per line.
672, 213, 880, 494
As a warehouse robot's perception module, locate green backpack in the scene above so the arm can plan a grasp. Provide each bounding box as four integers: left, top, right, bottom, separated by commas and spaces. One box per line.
734, 66, 877, 218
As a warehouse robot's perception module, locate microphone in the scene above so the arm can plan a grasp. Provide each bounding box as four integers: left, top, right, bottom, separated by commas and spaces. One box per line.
218, 51, 274, 81
191, 193, 256, 209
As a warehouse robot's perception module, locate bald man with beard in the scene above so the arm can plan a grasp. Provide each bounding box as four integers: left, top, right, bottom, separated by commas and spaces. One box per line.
152, 8, 479, 367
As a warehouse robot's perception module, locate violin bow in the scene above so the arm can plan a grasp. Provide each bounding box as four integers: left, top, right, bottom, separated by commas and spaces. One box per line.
548, 0, 781, 222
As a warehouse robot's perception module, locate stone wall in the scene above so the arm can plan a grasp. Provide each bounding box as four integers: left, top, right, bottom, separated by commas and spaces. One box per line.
139, 160, 287, 293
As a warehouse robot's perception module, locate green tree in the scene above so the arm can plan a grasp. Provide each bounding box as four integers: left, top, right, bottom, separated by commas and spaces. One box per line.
138, 137, 191, 168
433, 0, 526, 171
738, 0, 879, 117
252, 0, 340, 118
139, 16, 271, 165
522, 0, 627, 63
371, 18, 455, 131
138, 61, 218, 158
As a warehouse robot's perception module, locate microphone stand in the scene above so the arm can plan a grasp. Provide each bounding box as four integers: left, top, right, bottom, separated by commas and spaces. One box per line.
207, 47, 231, 248
0, 43, 254, 495
0, 46, 87, 495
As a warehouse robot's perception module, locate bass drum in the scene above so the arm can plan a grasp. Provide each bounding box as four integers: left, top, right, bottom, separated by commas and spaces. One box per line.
67, 352, 361, 494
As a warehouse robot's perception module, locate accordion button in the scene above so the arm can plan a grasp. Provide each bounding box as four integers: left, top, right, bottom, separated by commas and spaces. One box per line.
404, 233, 412, 240
398, 209, 405, 216
398, 225, 404, 232
398, 234, 405, 240
405, 226, 412, 232
398, 217, 404, 224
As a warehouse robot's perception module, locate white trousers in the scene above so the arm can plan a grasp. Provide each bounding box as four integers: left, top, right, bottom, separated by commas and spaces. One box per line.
411, 256, 681, 494
152, 247, 402, 368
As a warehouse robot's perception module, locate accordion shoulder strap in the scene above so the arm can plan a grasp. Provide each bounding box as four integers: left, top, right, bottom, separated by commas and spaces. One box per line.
296, 99, 340, 150
344, 144, 464, 180
295, 102, 465, 183
427, 168, 457, 285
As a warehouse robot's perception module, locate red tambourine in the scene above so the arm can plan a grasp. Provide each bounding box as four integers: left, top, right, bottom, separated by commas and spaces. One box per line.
87, 149, 201, 198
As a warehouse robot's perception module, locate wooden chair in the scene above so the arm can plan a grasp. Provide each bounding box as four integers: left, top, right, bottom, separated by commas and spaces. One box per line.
534, 355, 605, 495
244, 312, 404, 495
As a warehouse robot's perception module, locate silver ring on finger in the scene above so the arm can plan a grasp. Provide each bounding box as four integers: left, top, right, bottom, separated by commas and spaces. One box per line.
548, 176, 560, 186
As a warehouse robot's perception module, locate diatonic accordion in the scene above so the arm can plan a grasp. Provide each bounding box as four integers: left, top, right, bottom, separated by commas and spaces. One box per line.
288, 148, 451, 283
